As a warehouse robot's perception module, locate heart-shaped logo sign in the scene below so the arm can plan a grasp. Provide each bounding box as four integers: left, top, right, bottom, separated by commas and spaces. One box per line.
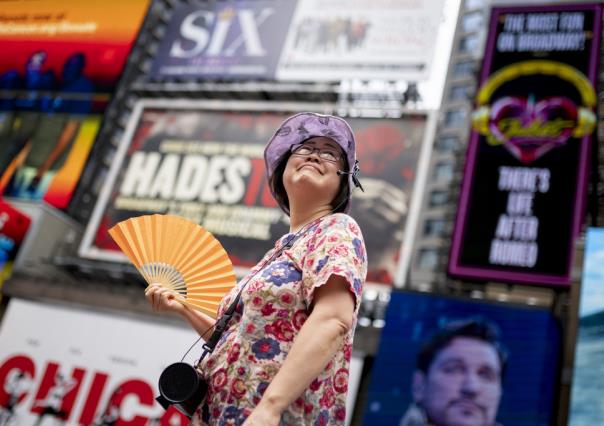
487, 95, 578, 163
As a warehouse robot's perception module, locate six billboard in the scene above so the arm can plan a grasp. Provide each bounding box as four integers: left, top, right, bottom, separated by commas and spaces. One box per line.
363, 291, 561, 426
0, 0, 150, 209
78, 100, 431, 285
150, 0, 446, 82
448, 4, 603, 286
150, 0, 297, 80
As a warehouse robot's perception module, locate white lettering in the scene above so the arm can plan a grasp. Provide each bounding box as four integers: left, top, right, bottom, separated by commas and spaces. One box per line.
506, 192, 534, 216
120, 152, 161, 197
170, 11, 213, 58
148, 154, 180, 199
174, 156, 208, 200
495, 215, 539, 241
526, 13, 559, 32
503, 14, 525, 32
221, 157, 251, 204
489, 240, 538, 267
498, 166, 550, 193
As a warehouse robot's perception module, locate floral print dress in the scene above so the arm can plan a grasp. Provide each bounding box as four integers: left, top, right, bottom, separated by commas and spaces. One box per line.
191, 213, 367, 426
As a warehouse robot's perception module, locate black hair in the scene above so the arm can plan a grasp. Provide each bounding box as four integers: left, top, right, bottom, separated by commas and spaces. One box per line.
416, 317, 508, 378
269, 147, 350, 214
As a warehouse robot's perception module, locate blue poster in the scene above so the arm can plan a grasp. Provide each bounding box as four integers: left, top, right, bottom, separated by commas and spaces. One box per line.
364, 291, 560, 426
569, 227, 604, 425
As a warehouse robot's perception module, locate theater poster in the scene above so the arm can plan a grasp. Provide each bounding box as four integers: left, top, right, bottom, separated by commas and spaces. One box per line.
150, 0, 297, 80
0, 298, 198, 425
0, 199, 31, 288
0, 0, 150, 209
448, 4, 603, 286
276, 0, 446, 82
78, 100, 432, 285
569, 228, 604, 425
364, 291, 561, 426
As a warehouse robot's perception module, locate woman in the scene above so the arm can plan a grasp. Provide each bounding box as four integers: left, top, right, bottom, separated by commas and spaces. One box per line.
146, 112, 367, 425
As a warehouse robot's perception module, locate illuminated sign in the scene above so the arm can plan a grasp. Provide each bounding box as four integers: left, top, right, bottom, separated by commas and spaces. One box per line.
449, 4, 602, 286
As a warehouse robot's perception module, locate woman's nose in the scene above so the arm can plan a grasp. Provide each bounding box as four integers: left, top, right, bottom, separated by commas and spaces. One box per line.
306, 150, 321, 162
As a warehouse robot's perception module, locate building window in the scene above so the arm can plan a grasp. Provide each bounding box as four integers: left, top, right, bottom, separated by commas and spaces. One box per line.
429, 190, 448, 207
449, 84, 472, 102
444, 109, 467, 127
465, 0, 485, 10
462, 12, 483, 33
417, 249, 438, 269
436, 136, 460, 152
433, 162, 454, 182
424, 219, 446, 237
459, 35, 479, 54
452, 60, 476, 78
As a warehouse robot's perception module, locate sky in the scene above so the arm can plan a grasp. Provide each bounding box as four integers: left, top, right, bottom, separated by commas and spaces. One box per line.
418, 0, 462, 109
579, 228, 604, 318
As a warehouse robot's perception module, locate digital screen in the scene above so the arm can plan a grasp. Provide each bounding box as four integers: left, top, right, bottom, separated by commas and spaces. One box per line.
363, 291, 560, 426
569, 227, 604, 425
0, 0, 150, 209
448, 3, 602, 286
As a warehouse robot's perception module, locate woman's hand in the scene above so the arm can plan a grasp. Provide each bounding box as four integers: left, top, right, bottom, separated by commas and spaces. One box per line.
144, 283, 186, 314
242, 402, 281, 426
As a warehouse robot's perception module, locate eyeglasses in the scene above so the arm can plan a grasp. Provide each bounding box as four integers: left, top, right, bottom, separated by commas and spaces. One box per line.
290, 143, 342, 163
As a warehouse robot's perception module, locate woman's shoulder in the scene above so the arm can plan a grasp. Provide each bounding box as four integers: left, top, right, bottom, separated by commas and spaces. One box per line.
325, 213, 362, 231
314, 213, 364, 239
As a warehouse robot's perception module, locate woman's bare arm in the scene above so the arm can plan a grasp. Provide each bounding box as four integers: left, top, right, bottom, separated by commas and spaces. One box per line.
243, 275, 355, 425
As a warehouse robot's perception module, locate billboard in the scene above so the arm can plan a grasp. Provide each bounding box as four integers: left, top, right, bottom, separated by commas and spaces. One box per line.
569, 227, 604, 425
0, 0, 150, 209
150, 0, 446, 82
276, 0, 445, 82
449, 4, 602, 286
0, 199, 31, 288
0, 298, 196, 425
150, 0, 296, 80
363, 291, 561, 426
78, 100, 431, 285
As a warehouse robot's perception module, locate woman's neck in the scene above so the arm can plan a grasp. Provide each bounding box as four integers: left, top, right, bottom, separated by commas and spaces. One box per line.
288, 206, 333, 233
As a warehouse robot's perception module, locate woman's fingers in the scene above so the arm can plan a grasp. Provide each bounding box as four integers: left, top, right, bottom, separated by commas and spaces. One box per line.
144, 283, 185, 313
145, 284, 174, 311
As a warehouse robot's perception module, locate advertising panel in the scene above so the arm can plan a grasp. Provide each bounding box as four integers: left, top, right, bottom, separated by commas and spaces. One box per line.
448, 4, 602, 285
0, 0, 150, 209
0, 199, 30, 287
276, 0, 446, 82
363, 291, 561, 426
569, 227, 604, 425
150, 0, 446, 82
0, 298, 196, 425
78, 100, 430, 285
150, 0, 297, 80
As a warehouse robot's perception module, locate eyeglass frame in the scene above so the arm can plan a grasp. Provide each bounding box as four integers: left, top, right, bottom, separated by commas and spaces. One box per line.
289, 143, 344, 163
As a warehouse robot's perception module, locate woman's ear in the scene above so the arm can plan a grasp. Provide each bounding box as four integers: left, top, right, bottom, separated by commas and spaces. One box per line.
412, 370, 426, 404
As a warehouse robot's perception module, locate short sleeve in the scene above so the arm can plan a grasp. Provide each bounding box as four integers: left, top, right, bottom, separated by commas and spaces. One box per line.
300, 214, 367, 311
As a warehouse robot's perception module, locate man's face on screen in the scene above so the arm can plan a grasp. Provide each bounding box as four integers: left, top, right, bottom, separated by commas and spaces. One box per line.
413, 337, 502, 426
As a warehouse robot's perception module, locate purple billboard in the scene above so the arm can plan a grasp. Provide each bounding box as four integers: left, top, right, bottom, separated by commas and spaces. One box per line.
448, 4, 602, 286
150, 1, 296, 80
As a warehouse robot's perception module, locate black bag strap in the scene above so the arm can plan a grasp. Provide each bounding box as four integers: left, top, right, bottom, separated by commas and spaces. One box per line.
197, 220, 317, 362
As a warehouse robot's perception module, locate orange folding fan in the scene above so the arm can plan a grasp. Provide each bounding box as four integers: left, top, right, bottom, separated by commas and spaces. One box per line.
108, 214, 236, 318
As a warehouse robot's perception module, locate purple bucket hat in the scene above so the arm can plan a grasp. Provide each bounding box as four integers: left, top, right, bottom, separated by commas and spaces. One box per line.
264, 112, 361, 215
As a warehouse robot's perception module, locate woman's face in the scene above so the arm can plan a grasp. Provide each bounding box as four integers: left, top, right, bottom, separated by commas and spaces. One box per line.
282, 137, 345, 209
